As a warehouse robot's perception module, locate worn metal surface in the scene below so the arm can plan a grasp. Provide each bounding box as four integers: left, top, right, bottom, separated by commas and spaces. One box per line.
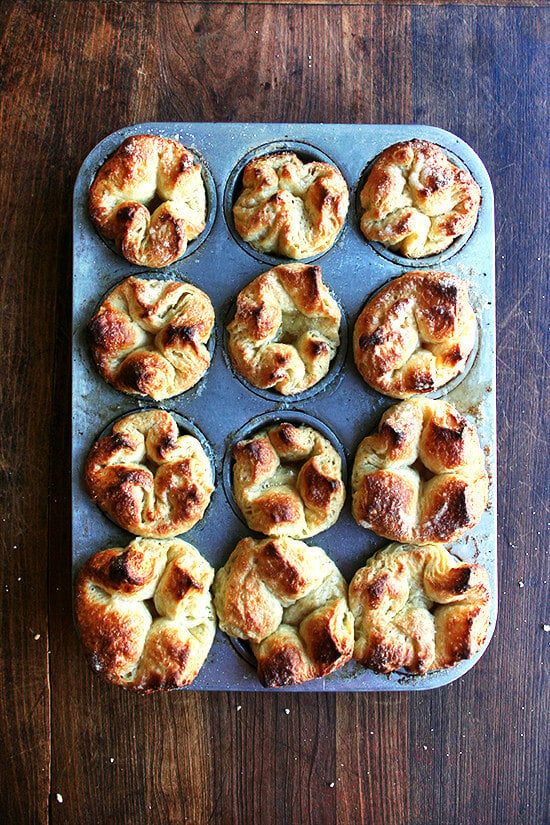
72, 122, 496, 692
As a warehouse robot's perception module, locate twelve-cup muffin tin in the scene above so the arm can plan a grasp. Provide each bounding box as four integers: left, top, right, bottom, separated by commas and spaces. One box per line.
72, 123, 497, 692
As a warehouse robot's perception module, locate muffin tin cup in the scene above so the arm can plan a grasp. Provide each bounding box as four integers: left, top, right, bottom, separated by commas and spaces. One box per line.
221, 408, 348, 527
88, 142, 218, 266
224, 139, 350, 267
222, 283, 349, 405
84, 270, 218, 404
83, 408, 218, 538
73, 123, 497, 692
354, 143, 481, 268
351, 271, 480, 402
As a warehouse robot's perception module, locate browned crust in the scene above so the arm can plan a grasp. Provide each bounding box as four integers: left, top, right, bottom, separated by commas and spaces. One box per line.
213, 536, 354, 687
353, 270, 476, 399
360, 139, 481, 258
163, 564, 204, 601
298, 461, 341, 508
74, 538, 215, 692
232, 422, 345, 539
227, 263, 341, 396
349, 542, 491, 674
353, 470, 416, 543
84, 410, 213, 538
88, 135, 206, 268
302, 601, 354, 671
257, 642, 308, 688
351, 398, 488, 544
233, 152, 349, 259
258, 540, 309, 595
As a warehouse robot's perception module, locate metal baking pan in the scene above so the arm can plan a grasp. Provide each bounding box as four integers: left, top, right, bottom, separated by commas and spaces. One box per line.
72, 123, 497, 691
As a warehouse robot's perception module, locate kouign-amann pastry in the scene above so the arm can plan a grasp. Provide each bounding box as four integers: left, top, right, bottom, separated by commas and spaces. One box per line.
88, 276, 215, 400
353, 270, 476, 398
233, 422, 345, 539
360, 139, 481, 258
351, 398, 488, 544
213, 536, 354, 687
89, 135, 206, 268
349, 542, 491, 674
85, 410, 213, 538
233, 152, 349, 259
75, 537, 216, 691
227, 263, 341, 395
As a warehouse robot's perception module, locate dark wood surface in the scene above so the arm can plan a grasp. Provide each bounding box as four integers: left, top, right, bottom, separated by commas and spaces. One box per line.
0, 2, 548, 824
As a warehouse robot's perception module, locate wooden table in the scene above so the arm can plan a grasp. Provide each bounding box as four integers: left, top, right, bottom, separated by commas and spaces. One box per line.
1, 2, 548, 823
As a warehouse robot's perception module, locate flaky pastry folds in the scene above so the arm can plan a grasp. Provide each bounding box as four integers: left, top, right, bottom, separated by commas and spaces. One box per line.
349, 542, 491, 674
214, 536, 354, 687
360, 139, 481, 258
353, 270, 476, 398
227, 263, 341, 395
233, 152, 348, 259
89, 276, 214, 400
233, 422, 345, 539
89, 135, 206, 267
85, 410, 213, 538
75, 538, 216, 691
352, 398, 488, 544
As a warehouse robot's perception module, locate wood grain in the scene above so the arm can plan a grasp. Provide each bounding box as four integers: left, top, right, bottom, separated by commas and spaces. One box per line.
158, 3, 412, 124
82, 0, 549, 7
0, 2, 56, 822
0, 2, 548, 824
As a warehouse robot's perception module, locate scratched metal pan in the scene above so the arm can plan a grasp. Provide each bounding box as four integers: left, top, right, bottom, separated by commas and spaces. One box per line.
72, 123, 497, 692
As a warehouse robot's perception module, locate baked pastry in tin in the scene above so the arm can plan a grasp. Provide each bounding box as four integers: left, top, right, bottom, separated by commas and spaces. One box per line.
232, 421, 345, 539
233, 152, 349, 259
213, 536, 354, 687
227, 263, 341, 395
75, 537, 216, 691
85, 410, 213, 538
351, 398, 488, 544
89, 135, 206, 267
353, 270, 476, 398
88, 276, 215, 400
360, 139, 481, 258
349, 542, 491, 674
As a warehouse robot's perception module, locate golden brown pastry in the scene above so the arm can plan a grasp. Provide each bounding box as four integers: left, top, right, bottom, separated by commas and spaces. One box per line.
227, 263, 341, 395
353, 270, 476, 398
74, 537, 216, 691
88, 276, 215, 400
233, 422, 345, 539
233, 152, 349, 259
213, 536, 354, 687
85, 410, 213, 538
360, 139, 481, 258
349, 542, 491, 674
89, 135, 206, 267
351, 398, 488, 544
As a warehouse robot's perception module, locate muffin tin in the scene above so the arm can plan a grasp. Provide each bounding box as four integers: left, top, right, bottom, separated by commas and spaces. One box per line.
72, 123, 497, 692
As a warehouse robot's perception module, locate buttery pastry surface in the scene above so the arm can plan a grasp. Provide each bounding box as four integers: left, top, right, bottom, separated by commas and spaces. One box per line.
351, 398, 488, 544
88, 276, 214, 400
227, 263, 341, 395
360, 139, 481, 258
213, 536, 354, 687
233, 152, 349, 259
89, 134, 206, 268
85, 410, 213, 538
349, 542, 491, 674
75, 537, 216, 691
353, 270, 476, 398
233, 421, 345, 539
